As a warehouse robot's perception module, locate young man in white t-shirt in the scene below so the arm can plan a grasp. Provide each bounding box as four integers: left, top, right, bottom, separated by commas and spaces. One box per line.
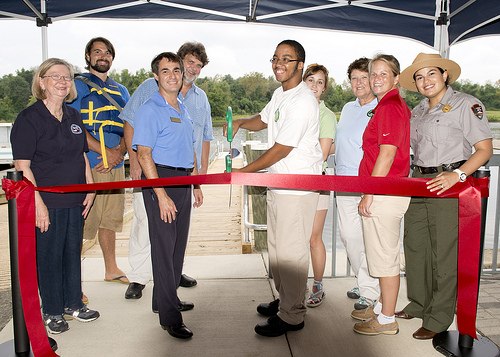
224, 40, 323, 337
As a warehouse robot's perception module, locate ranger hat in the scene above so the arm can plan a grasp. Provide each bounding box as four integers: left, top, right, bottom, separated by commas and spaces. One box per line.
400, 53, 461, 92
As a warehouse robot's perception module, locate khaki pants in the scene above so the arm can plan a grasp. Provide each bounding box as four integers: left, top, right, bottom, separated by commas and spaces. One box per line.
267, 190, 319, 325
83, 167, 125, 241
337, 192, 380, 300
362, 195, 410, 277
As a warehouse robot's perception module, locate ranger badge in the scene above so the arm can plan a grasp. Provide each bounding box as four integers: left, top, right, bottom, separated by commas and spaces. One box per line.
471, 104, 483, 120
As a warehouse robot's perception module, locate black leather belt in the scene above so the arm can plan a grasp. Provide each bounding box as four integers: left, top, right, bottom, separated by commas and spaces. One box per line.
414, 160, 466, 175
156, 164, 193, 173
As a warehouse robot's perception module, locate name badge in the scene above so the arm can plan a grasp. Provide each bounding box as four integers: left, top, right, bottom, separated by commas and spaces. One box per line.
442, 105, 452, 113
170, 117, 181, 123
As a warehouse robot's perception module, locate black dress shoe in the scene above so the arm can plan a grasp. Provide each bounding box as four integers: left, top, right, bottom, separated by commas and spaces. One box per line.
161, 323, 193, 339
178, 301, 194, 311
257, 299, 280, 316
255, 315, 304, 337
125, 283, 145, 299
179, 274, 197, 288
152, 301, 195, 313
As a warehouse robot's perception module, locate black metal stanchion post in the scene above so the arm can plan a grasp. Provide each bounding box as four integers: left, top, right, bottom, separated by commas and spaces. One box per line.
433, 169, 500, 357
0, 171, 32, 356
0, 171, 59, 356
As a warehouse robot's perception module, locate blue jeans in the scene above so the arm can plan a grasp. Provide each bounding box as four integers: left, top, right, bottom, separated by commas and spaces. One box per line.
36, 206, 85, 315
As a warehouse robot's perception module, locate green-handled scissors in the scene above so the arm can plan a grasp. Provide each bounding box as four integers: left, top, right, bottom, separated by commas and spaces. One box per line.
225, 106, 233, 173
225, 107, 238, 207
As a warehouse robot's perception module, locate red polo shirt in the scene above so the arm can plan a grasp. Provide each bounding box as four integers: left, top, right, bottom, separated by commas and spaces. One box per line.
359, 89, 410, 178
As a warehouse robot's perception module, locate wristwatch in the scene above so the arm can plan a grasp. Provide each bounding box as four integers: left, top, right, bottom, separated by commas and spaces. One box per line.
454, 169, 467, 182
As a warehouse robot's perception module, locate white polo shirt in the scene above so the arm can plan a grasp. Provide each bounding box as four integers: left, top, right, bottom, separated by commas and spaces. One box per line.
260, 81, 323, 194
335, 97, 378, 176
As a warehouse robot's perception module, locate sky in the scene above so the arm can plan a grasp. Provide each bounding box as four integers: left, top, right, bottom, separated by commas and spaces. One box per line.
0, 18, 499, 86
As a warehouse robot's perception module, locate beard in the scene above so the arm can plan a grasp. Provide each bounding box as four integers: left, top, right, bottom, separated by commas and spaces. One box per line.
275, 63, 300, 84
183, 71, 199, 85
90, 60, 111, 74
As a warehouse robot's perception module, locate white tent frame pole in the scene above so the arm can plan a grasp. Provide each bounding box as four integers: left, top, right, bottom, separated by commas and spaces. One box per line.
435, 0, 449, 58
148, 0, 246, 21
0, 11, 32, 20
451, 15, 500, 46
439, 20, 448, 58
44, 0, 246, 22
22, 0, 43, 19
258, 0, 435, 21
20, 0, 49, 61
249, 0, 259, 21
40, 0, 48, 61
53, 1, 144, 21
448, 0, 500, 47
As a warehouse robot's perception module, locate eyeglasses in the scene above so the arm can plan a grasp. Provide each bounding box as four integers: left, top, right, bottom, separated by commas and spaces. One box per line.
270, 58, 299, 65
42, 74, 73, 82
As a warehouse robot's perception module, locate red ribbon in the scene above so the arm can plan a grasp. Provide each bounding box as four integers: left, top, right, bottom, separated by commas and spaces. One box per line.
2, 177, 58, 357
2, 172, 488, 352
456, 180, 482, 339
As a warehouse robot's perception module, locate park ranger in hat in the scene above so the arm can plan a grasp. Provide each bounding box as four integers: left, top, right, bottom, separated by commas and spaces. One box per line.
396, 53, 493, 340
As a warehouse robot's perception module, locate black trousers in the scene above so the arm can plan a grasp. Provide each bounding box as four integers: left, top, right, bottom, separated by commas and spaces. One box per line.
142, 167, 191, 326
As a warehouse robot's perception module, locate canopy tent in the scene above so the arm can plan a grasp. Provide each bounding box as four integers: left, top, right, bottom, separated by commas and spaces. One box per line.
1, 0, 499, 60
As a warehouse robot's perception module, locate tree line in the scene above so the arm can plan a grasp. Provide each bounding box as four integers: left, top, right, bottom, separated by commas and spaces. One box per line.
1, 67, 499, 122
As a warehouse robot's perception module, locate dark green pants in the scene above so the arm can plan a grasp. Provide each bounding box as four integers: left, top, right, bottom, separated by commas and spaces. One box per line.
403, 169, 458, 333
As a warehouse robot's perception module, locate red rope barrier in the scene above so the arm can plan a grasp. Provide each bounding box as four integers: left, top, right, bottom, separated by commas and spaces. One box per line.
2, 178, 58, 357
2, 172, 488, 354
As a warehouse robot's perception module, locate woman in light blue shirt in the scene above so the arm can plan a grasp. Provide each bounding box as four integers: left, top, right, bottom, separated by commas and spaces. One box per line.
335, 58, 380, 312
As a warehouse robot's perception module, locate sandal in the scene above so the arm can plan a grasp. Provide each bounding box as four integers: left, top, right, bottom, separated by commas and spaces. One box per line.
306, 280, 326, 307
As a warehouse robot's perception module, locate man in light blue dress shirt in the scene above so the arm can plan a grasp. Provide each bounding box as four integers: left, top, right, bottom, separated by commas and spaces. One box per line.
121, 42, 213, 299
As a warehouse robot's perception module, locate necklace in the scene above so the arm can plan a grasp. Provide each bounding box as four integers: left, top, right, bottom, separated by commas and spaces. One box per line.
52, 110, 63, 121
43, 100, 63, 121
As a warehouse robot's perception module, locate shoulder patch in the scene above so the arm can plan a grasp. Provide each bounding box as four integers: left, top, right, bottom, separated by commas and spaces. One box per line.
71, 124, 83, 134
274, 108, 280, 122
471, 104, 483, 120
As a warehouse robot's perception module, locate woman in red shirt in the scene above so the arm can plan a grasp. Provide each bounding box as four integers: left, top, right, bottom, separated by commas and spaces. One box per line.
351, 54, 411, 336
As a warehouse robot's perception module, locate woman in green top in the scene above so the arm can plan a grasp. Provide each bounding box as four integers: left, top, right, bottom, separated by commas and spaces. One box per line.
303, 64, 337, 307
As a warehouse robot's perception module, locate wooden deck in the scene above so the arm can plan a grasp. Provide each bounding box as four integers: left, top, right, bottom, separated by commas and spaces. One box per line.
82, 155, 246, 259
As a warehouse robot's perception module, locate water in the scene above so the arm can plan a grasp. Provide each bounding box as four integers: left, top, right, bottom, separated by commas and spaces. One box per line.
490, 122, 500, 140
209, 126, 268, 162
211, 123, 500, 159
211, 125, 500, 251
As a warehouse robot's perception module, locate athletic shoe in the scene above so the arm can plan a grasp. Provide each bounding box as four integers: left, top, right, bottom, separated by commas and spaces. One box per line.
43, 314, 69, 334
354, 296, 375, 310
64, 305, 100, 322
347, 287, 360, 299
